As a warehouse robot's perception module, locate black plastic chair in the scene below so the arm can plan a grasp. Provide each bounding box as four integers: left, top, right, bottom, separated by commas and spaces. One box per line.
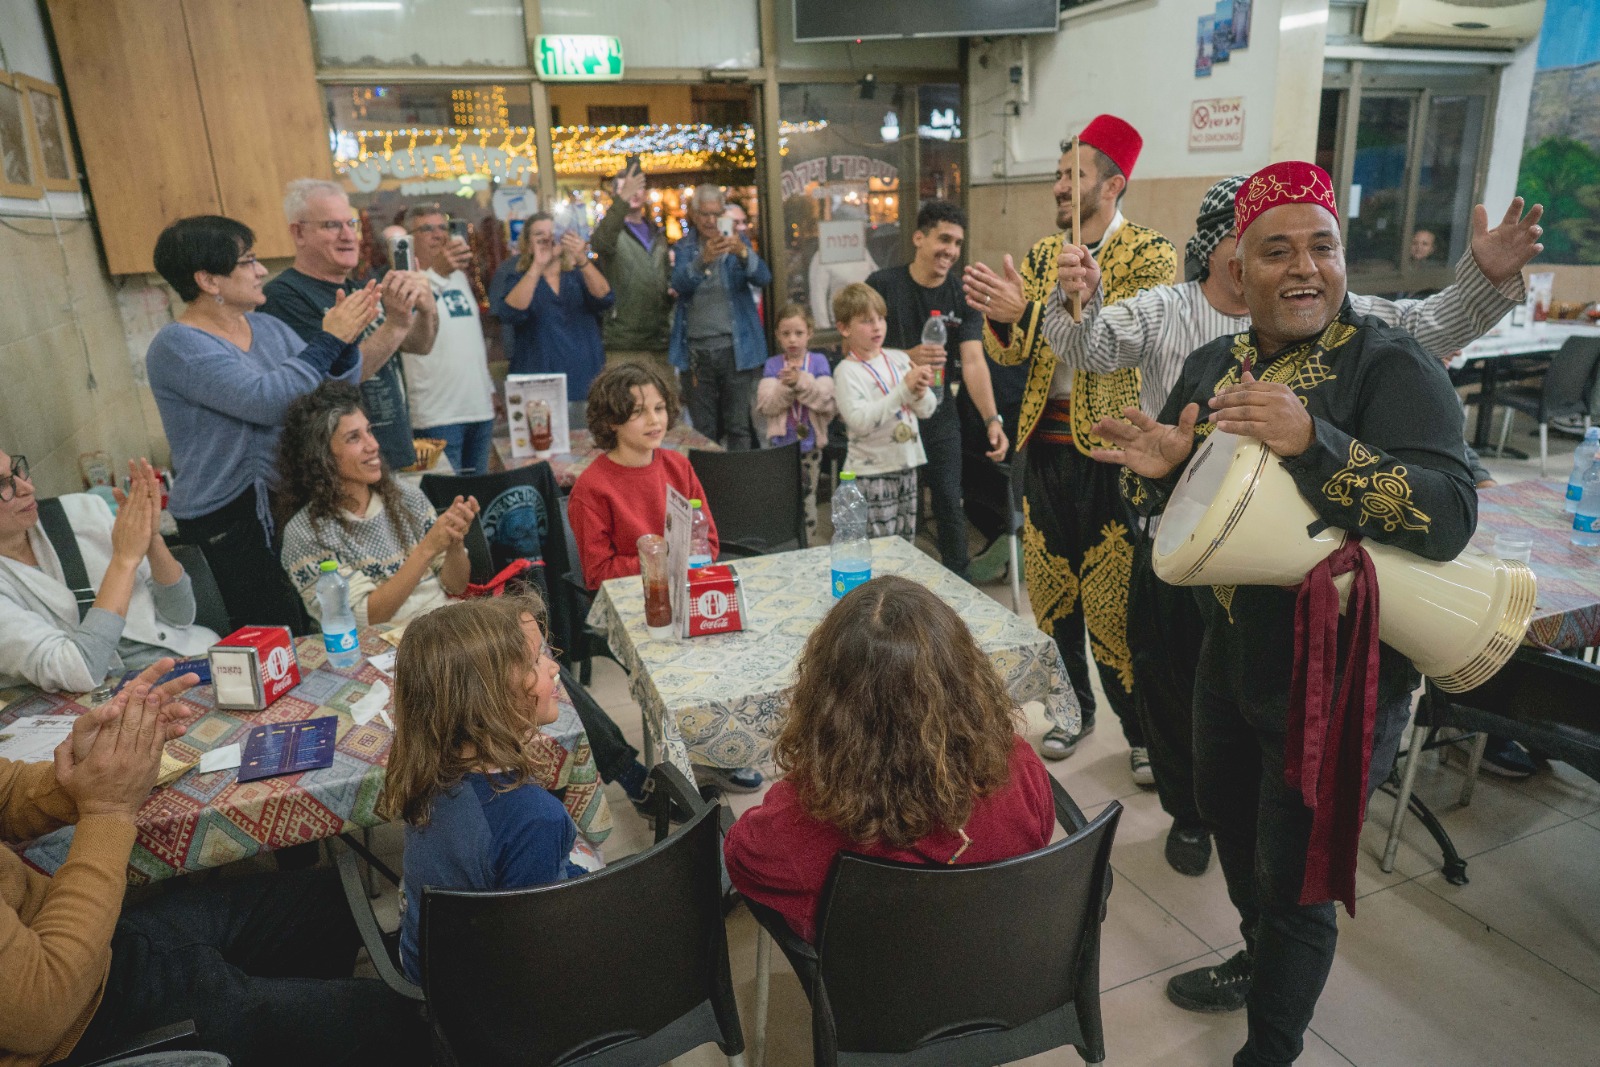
167, 543, 233, 636
59, 1021, 220, 1067
337, 764, 746, 1067
1492, 336, 1600, 475
688, 444, 806, 558
745, 779, 1121, 1067
1382, 648, 1600, 875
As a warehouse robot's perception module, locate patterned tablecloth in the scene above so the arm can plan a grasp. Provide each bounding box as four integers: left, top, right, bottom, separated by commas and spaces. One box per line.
1472, 479, 1600, 651
588, 537, 1081, 777
0, 631, 611, 883
493, 424, 721, 489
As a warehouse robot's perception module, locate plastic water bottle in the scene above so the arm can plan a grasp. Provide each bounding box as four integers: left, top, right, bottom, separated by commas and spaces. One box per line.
921, 310, 948, 400
830, 472, 871, 598
1565, 427, 1600, 514
687, 499, 713, 569
315, 561, 361, 669
1572, 456, 1600, 548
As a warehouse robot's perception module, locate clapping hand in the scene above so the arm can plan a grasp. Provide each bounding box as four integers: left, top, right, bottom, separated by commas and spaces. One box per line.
323, 282, 381, 342
905, 362, 935, 398
1090, 404, 1202, 478
57, 658, 200, 818
111, 458, 164, 560
69, 656, 199, 764
1470, 197, 1544, 288
423, 495, 480, 557
962, 256, 1028, 325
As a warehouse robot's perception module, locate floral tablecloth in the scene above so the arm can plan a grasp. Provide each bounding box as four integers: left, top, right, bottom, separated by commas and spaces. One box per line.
1, 632, 610, 883
588, 537, 1080, 777
1472, 479, 1600, 650
493, 424, 721, 490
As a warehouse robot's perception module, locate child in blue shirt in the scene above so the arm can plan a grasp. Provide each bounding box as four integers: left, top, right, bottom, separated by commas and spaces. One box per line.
754, 303, 837, 540
382, 592, 591, 983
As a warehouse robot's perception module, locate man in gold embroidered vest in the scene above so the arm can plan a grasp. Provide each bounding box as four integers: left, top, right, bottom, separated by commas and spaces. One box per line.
964, 114, 1176, 764
1094, 161, 1477, 1067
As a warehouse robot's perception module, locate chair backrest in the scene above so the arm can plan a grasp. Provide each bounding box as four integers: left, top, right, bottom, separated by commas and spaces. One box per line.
419, 464, 583, 658
1427, 648, 1600, 780
167, 544, 231, 636
420, 802, 741, 1067
1539, 337, 1600, 420
812, 801, 1121, 1058
688, 443, 805, 557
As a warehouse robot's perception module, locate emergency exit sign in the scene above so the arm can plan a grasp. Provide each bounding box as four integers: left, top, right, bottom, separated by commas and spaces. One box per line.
536, 36, 624, 81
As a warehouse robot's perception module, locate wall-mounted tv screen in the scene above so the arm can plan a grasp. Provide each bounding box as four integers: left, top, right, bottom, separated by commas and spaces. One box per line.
793, 0, 1060, 42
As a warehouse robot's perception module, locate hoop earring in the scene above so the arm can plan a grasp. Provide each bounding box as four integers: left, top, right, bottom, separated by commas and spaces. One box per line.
214, 294, 225, 306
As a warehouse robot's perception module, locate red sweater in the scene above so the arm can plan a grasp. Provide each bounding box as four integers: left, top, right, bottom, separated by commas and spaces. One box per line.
568, 449, 720, 589
724, 736, 1055, 943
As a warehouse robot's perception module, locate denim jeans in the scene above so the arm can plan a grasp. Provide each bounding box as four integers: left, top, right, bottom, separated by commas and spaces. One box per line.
686, 342, 757, 450
73, 868, 427, 1067
1193, 667, 1409, 1067
417, 418, 495, 476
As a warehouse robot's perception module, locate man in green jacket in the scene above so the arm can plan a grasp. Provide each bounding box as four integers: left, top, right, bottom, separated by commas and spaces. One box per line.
593, 169, 674, 372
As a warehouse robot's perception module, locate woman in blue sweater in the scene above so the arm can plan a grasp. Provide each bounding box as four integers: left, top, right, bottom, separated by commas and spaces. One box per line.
489, 213, 615, 401
145, 215, 378, 633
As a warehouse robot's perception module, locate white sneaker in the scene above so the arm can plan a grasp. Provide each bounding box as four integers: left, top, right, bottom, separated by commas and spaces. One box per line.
1130, 746, 1155, 786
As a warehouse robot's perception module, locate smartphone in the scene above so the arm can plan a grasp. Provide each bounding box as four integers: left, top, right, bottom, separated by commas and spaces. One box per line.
624, 153, 642, 179
387, 233, 413, 272
717, 215, 735, 239
448, 218, 471, 242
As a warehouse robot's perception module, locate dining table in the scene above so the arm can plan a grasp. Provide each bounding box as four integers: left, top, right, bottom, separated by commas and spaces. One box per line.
492, 423, 722, 491
0, 630, 612, 883
1450, 319, 1600, 455
1472, 478, 1600, 651
586, 536, 1082, 779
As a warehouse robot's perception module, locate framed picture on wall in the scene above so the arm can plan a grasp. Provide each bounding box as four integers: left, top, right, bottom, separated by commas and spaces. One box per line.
15, 75, 78, 192
0, 73, 43, 199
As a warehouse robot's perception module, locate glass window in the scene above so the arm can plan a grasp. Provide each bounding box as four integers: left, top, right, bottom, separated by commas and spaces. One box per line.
779, 83, 912, 329
1345, 95, 1413, 273
1410, 94, 1486, 271
311, 1, 529, 68
917, 84, 963, 205
539, 0, 759, 70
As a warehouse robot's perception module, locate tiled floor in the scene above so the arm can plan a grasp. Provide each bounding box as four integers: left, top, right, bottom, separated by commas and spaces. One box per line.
374, 425, 1600, 1065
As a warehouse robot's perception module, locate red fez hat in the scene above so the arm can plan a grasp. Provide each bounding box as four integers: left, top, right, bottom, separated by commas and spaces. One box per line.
1077, 114, 1143, 180
1234, 161, 1339, 238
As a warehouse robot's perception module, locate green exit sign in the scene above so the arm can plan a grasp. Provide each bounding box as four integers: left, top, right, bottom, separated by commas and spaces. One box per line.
536, 35, 624, 81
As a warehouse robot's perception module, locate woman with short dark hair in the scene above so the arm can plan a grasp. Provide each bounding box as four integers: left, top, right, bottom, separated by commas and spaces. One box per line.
145, 215, 380, 633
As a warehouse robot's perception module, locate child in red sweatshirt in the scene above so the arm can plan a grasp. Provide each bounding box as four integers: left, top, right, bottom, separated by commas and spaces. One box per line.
569, 362, 719, 589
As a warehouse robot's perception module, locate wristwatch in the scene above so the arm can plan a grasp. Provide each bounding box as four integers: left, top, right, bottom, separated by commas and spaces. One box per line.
985, 413, 1004, 429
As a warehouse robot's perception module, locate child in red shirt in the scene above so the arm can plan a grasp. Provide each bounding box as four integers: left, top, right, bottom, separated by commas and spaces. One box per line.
724, 575, 1055, 941
569, 362, 719, 590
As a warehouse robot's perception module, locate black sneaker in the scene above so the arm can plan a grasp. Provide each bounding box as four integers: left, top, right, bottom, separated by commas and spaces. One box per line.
1164, 824, 1212, 877
1040, 714, 1096, 761
1166, 950, 1251, 1013
1479, 737, 1537, 779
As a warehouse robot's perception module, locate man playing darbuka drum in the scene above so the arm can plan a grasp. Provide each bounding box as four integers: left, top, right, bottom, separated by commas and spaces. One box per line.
1091, 161, 1479, 1067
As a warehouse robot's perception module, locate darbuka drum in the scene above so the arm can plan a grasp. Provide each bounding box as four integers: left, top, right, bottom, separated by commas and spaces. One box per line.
1153, 431, 1537, 693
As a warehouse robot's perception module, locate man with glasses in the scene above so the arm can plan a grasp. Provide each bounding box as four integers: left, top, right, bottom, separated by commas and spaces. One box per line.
670, 185, 773, 450
400, 204, 498, 475
262, 179, 438, 471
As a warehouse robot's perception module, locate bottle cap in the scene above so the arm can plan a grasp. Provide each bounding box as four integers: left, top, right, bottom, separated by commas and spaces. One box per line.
690, 498, 702, 508
319, 560, 338, 572
929, 310, 941, 316
840, 471, 855, 481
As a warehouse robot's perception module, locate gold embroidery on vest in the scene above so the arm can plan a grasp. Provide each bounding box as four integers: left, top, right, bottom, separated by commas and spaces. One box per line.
1120, 466, 1149, 507
1020, 497, 1080, 632
1080, 520, 1136, 693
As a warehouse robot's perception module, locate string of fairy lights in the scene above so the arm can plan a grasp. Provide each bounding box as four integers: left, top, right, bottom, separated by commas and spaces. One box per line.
331, 119, 828, 181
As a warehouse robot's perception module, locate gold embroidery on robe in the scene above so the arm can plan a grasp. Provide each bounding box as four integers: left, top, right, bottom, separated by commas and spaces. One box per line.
1080, 521, 1136, 692
1212, 584, 1236, 623
1321, 441, 1432, 532
1020, 497, 1080, 633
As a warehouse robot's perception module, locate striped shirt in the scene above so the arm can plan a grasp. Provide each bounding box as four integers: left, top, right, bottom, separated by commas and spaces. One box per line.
1040, 253, 1523, 417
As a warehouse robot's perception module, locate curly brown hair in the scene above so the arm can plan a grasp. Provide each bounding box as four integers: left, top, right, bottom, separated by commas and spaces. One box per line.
275, 380, 420, 547
585, 361, 680, 451
772, 575, 1020, 848
379, 592, 551, 826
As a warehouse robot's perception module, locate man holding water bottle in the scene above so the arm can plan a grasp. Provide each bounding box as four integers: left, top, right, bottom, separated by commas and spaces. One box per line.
868, 201, 1008, 579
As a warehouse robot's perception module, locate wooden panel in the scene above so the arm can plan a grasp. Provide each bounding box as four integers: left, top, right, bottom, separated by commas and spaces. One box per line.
47, 0, 220, 275
183, 0, 333, 263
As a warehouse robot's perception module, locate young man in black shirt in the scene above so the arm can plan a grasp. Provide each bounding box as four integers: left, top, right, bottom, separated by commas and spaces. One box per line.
866, 202, 1008, 577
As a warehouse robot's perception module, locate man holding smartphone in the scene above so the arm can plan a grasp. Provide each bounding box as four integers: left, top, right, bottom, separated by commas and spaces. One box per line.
594, 159, 674, 374
669, 184, 772, 450
262, 179, 439, 472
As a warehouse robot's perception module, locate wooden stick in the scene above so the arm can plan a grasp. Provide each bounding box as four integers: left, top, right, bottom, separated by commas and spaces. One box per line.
1071, 135, 1082, 323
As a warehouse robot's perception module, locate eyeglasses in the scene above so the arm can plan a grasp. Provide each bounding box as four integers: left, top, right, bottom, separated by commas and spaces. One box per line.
0, 456, 30, 502
304, 218, 361, 234
409, 222, 449, 235
236, 254, 261, 269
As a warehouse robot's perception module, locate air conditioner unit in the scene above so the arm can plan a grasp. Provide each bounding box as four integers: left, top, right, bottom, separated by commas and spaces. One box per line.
1363, 0, 1545, 48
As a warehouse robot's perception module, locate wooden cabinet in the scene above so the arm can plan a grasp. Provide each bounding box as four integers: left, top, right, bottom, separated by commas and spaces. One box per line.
47, 0, 332, 275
